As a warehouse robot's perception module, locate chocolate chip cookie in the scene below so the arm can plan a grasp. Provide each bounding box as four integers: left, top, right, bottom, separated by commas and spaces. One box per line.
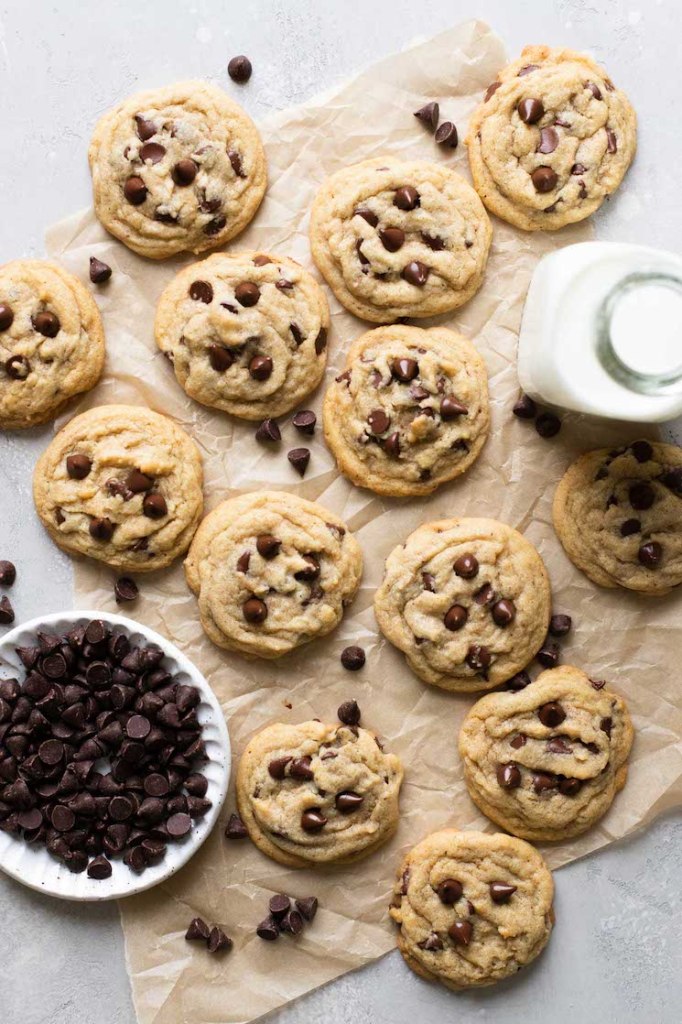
553, 440, 682, 596
236, 719, 403, 866
390, 829, 554, 989
467, 46, 636, 231
155, 252, 330, 419
184, 491, 363, 658
459, 665, 633, 841
33, 405, 203, 572
89, 81, 267, 259
323, 325, 488, 496
374, 518, 551, 692
0, 260, 105, 430
309, 158, 491, 322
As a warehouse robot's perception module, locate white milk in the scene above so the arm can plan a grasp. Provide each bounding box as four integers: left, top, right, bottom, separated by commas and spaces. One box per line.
518, 241, 682, 422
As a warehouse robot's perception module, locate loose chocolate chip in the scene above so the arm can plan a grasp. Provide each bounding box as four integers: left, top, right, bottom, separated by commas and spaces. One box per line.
235, 282, 260, 307
66, 454, 92, 480
5, 355, 30, 380
0, 560, 16, 585
367, 409, 390, 435
255, 418, 281, 443
0, 596, 15, 624
497, 763, 521, 789
140, 142, 166, 164
340, 646, 365, 671
124, 176, 147, 205
113, 577, 138, 605
440, 396, 468, 419
207, 926, 232, 953
51, 805, 76, 832
208, 345, 234, 372
606, 130, 617, 154
143, 493, 167, 519
228, 55, 252, 83
224, 812, 248, 840
638, 541, 662, 568
288, 448, 310, 477
354, 207, 379, 227
89, 257, 112, 284
337, 700, 361, 726
620, 518, 641, 537
414, 102, 439, 131
631, 440, 653, 463
558, 777, 582, 796
167, 812, 192, 838
448, 920, 472, 946
531, 166, 558, 193
269, 893, 291, 918
535, 411, 561, 438
533, 771, 558, 793
490, 882, 517, 904
629, 482, 655, 510
513, 393, 537, 419
292, 410, 316, 435
444, 604, 468, 631
171, 159, 197, 186
301, 808, 327, 832
437, 878, 463, 904
384, 432, 401, 458
242, 596, 268, 625
315, 327, 328, 355
454, 553, 478, 579
549, 614, 572, 637
466, 644, 491, 674
296, 896, 318, 921
32, 311, 60, 337
394, 186, 420, 211
189, 280, 213, 303
538, 701, 566, 728
537, 126, 559, 154
335, 791, 363, 813
391, 357, 419, 382
89, 517, 115, 542
379, 227, 405, 252
492, 599, 516, 627
401, 261, 429, 287
537, 641, 560, 668
518, 98, 544, 124
256, 916, 279, 941
249, 355, 273, 381
256, 534, 281, 560
185, 917, 210, 941
87, 855, 112, 879
434, 121, 458, 147
0, 303, 14, 330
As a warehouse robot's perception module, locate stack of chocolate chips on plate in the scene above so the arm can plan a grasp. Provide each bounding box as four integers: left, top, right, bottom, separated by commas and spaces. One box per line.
0, 619, 211, 879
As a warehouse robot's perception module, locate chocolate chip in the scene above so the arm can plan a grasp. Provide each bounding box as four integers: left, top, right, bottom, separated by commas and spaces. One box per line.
255, 418, 281, 443
629, 482, 655, 510
292, 410, 316, 435
134, 115, 156, 141
354, 207, 378, 227
209, 345, 234, 372
473, 583, 495, 607
269, 893, 291, 917
531, 166, 558, 193
207, 926, 232, 953
659, 467, 682, 495
249, 355, 273, 380
367, 408, 390, 434
549, 614, 572, 637
497, 763, 521, 789
189, 280, 213, 303
301, 808, 327, 832
204, 214, 227, 236
391, 357, 419, 382
535, 411, 561, 438
558, 777, 582, 796
51, 805, 76, 831
127, 470, 154, 494
228, 150, 245, 177
444, 604, 468, 631
0, 561, 16, 586
124, 176, 147, 205
87, 855, 112, 879
448, 920, 472, 946
606, 130, 617, 154
466, 644, 491, 675
492, 599, 516, 627
631, 440, 653, 463
256, 534, 281, 560
171, 159, 197, 186
228, 54, 252, 83
140, 142, 166, 164
235, 282, 260, 307
485, 81, 501, 100
384, 432, 401, 458
143, 493, 167, 519
89, 517, 115, 542
434, 121, 458, 147
89, 257, 112, 284
224, 812, 248, 839
513, 393, 538, 419
537, 641, 560, 668
337, 700, 361, 726
401, 261, 429, 286
315, 327, 328, 355
518, 98, 544, 124
414, 102, 439, 131
510, 733, 527, 748
113, 577, 138, 605
185, 917, 210, 941
294, 554, 320, 582
440, 396, 467, 419
256, 916, 279, 941
32, 311, 60, 337
454, 553, 478, 579
295, 896, 318, 921
571, 163, 587, 175
533, 771, 558, 793
538, 701, 566, 728
394, 186, 420, 210
268, 756, 291, 780
243, 598, 268, 624
421, 233, 445, 251
335, 790, 363, 813
66, 454, 92, 480
0, 303, 15, 330
5, 355, 30, 380
437, 878, 463, 904
167, 812, 192, 838
379, 227, 405, 252
638, 541, 662, 568
620, 518, 641, 537
489, 882, 516, 904
537, 126, 559, 154
340, 646, 365, 671
288, 448, 310, 476
600, 716, 613, 738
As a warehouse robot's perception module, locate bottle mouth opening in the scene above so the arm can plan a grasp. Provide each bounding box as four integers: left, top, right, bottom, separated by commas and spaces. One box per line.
597, 272, 682, 396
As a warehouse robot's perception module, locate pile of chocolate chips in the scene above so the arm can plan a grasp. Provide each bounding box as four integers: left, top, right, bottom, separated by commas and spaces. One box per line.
0, 619, 211, 878
257, 892, 318, 941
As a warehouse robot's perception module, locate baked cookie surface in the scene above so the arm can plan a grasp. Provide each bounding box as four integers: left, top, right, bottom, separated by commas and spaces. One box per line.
309, 157, 491, 322
374, 518, 551, 692
33, 405, 203, 572
0, 260, 104, 430
236, 719, 403, 866
323, 325, 489, 496
459, 666, 633, 841
553, 440, 682, 596
185, 491, 363, 658
89, 81, 267, 259
155, 252, 329, 419
467, 46, 636, 231
390, 829, 554, 990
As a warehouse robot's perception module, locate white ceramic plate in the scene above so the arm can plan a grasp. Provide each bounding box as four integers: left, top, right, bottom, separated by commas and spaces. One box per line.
0, 610, 230, 901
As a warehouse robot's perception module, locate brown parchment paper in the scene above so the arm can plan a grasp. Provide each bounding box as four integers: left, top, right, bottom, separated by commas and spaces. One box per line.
44, 20, 682, 1024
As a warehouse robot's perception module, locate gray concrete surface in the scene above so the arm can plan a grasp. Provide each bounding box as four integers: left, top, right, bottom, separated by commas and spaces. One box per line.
1, 1, 680, 1022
